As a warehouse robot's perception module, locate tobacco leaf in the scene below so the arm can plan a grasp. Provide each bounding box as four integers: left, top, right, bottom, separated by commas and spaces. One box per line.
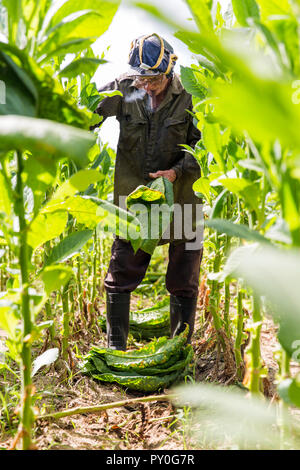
90, 325, 189, 371
98, 297, 170, 339
82, 327, 193, 392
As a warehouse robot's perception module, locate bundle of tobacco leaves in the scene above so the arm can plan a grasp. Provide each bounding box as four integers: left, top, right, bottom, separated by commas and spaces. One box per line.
98, 297, 171, 340
126, 176, 174, 255
81, 326, 193, 392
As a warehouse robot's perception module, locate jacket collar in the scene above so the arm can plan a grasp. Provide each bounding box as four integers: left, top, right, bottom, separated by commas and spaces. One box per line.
169, 74, 184, 95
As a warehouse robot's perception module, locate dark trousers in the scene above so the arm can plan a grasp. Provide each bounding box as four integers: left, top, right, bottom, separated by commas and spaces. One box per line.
104, 237, 203, 298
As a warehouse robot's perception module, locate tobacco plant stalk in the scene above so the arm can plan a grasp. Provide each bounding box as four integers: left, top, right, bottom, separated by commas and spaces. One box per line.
92, 230, 97, 302
77, 256, 83, 312
209, 231, 222, 332
248, 293, 263, 396
15, 150, 33, 449
234, 285, 244, 380
62, 282, 70, 361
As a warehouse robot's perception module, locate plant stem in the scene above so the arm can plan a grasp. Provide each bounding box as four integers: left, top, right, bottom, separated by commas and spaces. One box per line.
92, 230, 97, 302
15, 150, 33, 450
248, 293, 263, 396
77, 257, 83, 312
209, 232, 222, 332
62, 282, 70, 361
37, 393, 177, 420
45, 300, 55, 341
278, 348, 291, 449
234, 285, 244, 380
222, 195, 232, 336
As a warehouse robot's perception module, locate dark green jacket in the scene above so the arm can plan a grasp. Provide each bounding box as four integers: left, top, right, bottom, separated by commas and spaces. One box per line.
94, 73, 202, 245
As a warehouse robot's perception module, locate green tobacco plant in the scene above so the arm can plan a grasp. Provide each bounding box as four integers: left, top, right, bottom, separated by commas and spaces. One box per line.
220, 243, 300, 402
0, 124, 96, 449
0, 0, 123, 450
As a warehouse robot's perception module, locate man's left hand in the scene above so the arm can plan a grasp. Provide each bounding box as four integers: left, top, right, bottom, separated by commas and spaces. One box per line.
149, 169, 177, 183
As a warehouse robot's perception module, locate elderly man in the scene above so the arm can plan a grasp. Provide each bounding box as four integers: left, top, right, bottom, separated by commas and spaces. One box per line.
93, 33, 203, 351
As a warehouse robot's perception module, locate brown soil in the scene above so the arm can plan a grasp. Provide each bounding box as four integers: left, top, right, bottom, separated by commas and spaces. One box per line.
1, 293, 299, 450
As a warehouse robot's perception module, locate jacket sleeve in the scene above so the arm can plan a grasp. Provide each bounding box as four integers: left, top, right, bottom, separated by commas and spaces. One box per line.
170, 110, 201, 179
89, 78, 122, 131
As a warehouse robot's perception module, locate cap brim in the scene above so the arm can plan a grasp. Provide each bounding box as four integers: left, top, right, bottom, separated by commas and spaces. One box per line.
128, 66, 162, 77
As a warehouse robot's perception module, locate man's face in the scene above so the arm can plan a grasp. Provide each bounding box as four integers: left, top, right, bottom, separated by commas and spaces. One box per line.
133, 74, 169, 96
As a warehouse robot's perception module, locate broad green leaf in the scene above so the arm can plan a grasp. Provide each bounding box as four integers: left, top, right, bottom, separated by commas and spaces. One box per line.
47, 169, 104, 206
173, 26, 300, 152
40, 265, 73, 296
278, 377, 300, 408
196, 55, 224, 77
22, 0, 53, 44
172, 382, 281, 449
39, 0, 120, 58
192, 177, 212, 204
210, 188, 228, 219
253, 20, 281, 60
218, 178, 260, 214
175, 31, 226, 74
45, 229, 94, 265
58, 196, 102, 228
38, 38, 95, 64
202, 123, 226, 172
2, 0, 23, 45
40, 12, 102, 56
217, 178, 249, 193
258, 0, 293, 20
23, 156, 57, 214
212, 74, 300, 153
0, 116, 96, 168
232, 0, 260, 27
0, 172, 12, 216
281, 175, 300, 245
180, 66, 207, 99
31, 348, 59, 377
80, 83, 104, 112
0, 53, 36, 117
58, 58, 107, 80
0, 302, 19, 339
0, 51, 38, 101
185, 0, 213, 33
47, 0, 120, 31
202, 219, 270, 244
27, 210, 68, 250
264, 217, 292, 245
95, 199, 142, 251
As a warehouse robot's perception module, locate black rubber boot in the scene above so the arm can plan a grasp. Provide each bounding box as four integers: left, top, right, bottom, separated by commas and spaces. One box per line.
106, 292, 130, 351
170, 295, 198, 344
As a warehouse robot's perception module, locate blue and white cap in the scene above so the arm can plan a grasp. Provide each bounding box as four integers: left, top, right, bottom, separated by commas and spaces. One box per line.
128, 33, 178, 77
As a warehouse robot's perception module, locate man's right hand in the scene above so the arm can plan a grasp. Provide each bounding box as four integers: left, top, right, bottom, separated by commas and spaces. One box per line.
149, 169, 177, 183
